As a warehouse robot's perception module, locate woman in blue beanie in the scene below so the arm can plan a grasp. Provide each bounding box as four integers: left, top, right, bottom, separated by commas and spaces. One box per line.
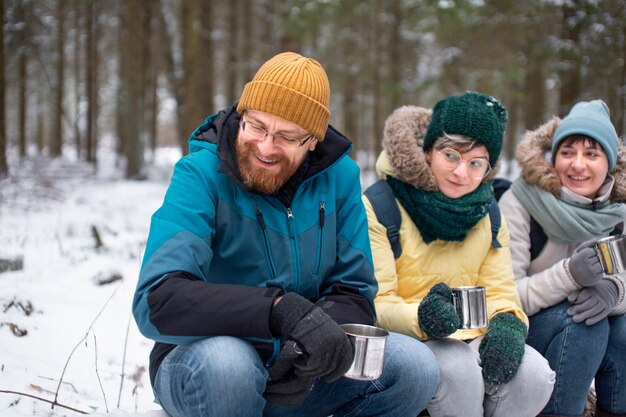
499, 99, 626, 417
363, 92, 555, 417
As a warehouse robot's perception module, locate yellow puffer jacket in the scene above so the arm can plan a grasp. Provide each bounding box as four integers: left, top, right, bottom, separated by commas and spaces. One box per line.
364, 105, 527, 341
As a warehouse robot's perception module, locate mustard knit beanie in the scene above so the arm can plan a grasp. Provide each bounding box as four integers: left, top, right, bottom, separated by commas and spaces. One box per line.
237, 52, 331, 141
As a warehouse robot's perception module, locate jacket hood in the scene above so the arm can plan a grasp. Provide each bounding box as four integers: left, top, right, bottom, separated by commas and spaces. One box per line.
376, 105, 499, 191
515, 117, 626, 202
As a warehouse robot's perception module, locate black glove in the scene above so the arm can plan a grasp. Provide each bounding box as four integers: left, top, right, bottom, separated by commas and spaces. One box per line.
264, 374, 315, 405
479, 313, 528, 387
270, 292, 354, 382
265, 340, 314, 405
567, 279, 619, 325
268, 340, 303, 381
418, 283, 460, 339
567, 247, 604, 287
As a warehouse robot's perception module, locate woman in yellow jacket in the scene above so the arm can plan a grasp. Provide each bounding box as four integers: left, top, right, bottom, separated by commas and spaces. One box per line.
363, 92, 554, 417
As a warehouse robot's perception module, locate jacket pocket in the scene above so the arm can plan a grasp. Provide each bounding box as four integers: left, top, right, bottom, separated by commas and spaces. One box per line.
255, 205, 277, 278
314, 200, 325, 275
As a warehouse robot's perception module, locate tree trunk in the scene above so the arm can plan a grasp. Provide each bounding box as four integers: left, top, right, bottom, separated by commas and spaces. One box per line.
371, 1, 383, 159
225, 0, 239, 107
146, 0, 159, 158
51, 0, 65, 157
143, 1, 154, 160
559, 1, 582, 115
618, 11, 626, 137
238, 0, 252, 86
196, 1, 212, 123
388, 0, 403, 111
523, 55, 546, 131
123, 0, 145, 178
35, 81, 45, 153
83, 0, 100, 166
17, 2, 27, 159
157, 3, 184, 150
0, 0, 7, 178
85, 0, 95, 162
180, 0, 210, 155
73, 0, 82, 159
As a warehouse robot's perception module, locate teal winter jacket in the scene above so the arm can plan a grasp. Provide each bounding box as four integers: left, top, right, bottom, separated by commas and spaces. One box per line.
132, 106, 377, 384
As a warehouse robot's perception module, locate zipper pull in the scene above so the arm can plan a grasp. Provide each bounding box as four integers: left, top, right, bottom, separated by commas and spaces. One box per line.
319, 201, 325, 227
287, 208, 294, 220
255, 206, 266, 229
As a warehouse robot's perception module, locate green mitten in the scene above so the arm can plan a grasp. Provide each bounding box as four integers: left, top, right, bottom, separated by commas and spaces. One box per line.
418, 283, 460, 339
479, 313, 528, 387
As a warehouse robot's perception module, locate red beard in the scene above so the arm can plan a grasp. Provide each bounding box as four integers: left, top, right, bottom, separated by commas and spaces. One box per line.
236, 139, 304, 194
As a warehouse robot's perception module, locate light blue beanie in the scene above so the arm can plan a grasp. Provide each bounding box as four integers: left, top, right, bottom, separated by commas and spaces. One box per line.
552, 99, 619, 170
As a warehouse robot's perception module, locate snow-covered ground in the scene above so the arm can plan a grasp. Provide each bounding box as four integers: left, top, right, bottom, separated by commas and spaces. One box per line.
0, 144, 385, 417
0, 142, 517, 416
0, 149, 181, 416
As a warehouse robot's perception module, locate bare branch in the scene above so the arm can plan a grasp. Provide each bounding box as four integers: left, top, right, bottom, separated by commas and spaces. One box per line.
92, 332, 109, 412
52, 283, 122, 409
0, 390, 88, 414
117, 311, 132, 408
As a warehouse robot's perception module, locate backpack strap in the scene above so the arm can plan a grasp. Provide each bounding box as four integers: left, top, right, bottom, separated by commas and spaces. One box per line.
529, 217, 548, 261
364, 180, 403, 258
492, 177, 512, 201
488, 201, 502, 248
611, 222, 623, 236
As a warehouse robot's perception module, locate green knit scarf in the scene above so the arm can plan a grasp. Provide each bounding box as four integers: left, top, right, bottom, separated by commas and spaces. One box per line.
386, 176, 495, 244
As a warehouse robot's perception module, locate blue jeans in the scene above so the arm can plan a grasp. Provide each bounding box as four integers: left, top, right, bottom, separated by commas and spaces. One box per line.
527, 301, 626, 416
153, 332, 439, 417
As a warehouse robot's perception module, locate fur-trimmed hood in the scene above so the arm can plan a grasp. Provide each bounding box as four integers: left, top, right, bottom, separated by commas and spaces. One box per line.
376, 105, 499, 191
515, 117, 626, 202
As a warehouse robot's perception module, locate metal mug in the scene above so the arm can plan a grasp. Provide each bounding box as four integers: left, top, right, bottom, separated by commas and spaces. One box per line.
452, 286, 487, 329
340, 323, 389, 381
594, 235, 626, 275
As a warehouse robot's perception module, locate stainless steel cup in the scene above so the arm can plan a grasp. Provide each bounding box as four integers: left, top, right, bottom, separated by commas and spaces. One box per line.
594, 235, 626, 275
340, 323, 389, 381
452, 286, 487, 329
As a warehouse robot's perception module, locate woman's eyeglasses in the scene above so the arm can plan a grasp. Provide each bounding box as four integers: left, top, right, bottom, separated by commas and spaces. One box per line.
437, 147, 491, 180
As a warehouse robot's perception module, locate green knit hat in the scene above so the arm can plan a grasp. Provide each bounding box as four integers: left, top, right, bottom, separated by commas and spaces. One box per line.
424, 91, 508, 167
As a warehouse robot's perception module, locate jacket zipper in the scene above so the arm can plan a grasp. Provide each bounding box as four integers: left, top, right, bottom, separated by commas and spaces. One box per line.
286, 207, 301, 291
255, 206, 277, 278
314, 201, 325, 275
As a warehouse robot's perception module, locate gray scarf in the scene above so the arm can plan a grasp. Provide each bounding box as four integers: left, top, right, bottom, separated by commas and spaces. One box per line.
511, 178, 626, 243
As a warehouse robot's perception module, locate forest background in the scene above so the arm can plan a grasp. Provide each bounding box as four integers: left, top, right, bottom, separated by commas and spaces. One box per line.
1, 0, 625, 181
0, 1, 625, 415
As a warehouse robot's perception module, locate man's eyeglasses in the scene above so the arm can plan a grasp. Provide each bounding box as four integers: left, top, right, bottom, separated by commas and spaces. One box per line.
239, 120, 313, 148
437, 147, 491, 180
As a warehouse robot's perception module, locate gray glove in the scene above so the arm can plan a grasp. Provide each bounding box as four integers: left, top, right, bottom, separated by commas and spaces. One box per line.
572, 239, 596, 254
567, 279, 619, 325
567, 247, 604, 287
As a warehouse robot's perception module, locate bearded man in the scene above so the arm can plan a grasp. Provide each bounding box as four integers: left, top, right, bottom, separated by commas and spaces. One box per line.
132, 52, 438, 417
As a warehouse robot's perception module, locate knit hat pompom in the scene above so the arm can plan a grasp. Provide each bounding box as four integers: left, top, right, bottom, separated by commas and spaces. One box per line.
424, 91, 508, 167
552, 99, 619, 171
237, 52, 331, 141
